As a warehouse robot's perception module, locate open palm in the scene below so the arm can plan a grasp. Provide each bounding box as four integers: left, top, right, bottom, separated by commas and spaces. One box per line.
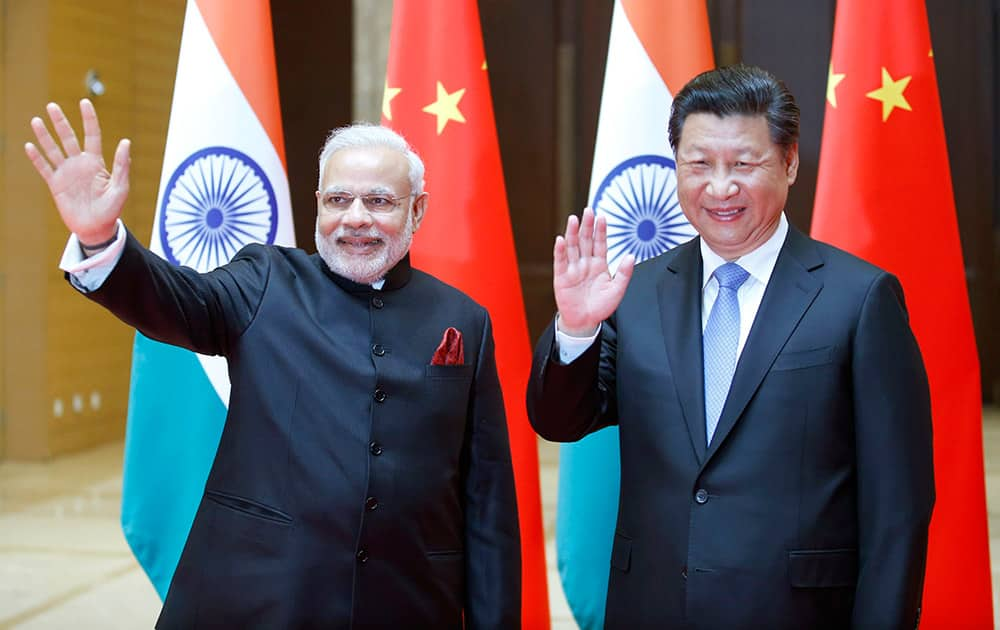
24, 99, 130, 245
553, 208, 634, 337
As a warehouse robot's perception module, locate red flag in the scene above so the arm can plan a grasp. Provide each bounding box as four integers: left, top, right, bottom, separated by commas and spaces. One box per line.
812, 1, 991, 625
382, 2, 550, 626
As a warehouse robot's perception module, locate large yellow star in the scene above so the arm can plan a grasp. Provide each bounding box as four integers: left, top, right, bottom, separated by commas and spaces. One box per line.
826, 63, 846, 108
422, 81, 466, 134
382, 80, 402, 121
866, 67, 912, 122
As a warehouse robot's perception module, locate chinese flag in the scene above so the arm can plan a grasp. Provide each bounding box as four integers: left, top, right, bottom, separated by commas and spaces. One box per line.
382, 1, 550, 627
812, 0, 991, 626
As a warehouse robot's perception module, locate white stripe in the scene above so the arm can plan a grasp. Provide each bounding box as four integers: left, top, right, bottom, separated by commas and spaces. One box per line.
152, 0, 295, 405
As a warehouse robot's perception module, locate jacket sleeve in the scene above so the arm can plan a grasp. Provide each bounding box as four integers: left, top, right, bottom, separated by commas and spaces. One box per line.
78, 230, 269, 358
850, 272, 935, 629
463, 312, 522, 629
525, 314, 620, 442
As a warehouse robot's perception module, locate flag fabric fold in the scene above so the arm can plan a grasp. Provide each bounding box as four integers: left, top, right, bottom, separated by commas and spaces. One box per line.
562, 2, 712, 627
381, 1, 550, 626
121, 0, 294, 598
812, 1, 991, 625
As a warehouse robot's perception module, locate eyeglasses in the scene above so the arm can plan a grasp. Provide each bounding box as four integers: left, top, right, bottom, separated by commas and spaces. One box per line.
319, 191, 414, 214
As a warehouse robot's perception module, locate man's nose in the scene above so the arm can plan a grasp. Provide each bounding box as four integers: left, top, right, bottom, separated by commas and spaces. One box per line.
706, 170, 738, 199
341, 197, 374, 227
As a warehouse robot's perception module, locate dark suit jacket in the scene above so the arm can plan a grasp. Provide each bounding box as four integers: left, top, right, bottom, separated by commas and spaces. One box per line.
84, 233, 521, 629
527, 226, 934, 629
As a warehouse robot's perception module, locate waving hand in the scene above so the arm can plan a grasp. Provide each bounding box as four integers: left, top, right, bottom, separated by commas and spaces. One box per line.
24, 99, 130, 246
553, 208, 634, 337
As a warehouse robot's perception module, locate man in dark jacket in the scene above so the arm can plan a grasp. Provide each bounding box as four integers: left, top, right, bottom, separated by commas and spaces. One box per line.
26, 99, 520, 628
528, 65, 933, 629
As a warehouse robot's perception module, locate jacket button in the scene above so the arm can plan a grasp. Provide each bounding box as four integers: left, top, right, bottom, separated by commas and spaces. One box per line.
372, 296, 384, 309
356, 549, 368, 563
681, 566, 687, 579
372, 343, 385, 357
369, 441, 383, 456
373, 389, 387, 402
694, 488, 709, 504
365, 496, 379, 511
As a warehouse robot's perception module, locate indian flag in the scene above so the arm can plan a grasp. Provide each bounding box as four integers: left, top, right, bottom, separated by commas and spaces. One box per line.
121, 0, 295, 599
557, 1, 712, 627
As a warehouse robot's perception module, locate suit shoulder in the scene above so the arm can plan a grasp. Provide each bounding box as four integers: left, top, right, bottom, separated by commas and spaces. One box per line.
230, 242, 313, 270
808, 237, 890, 281
409, 268, 488, 317
628, 237, 697, 285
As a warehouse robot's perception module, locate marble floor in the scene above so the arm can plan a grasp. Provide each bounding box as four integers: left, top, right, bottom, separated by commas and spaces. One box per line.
1, 408, 998, 629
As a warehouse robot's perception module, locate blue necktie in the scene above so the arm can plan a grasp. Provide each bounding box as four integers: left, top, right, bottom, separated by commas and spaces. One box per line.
704, 262, 750, 446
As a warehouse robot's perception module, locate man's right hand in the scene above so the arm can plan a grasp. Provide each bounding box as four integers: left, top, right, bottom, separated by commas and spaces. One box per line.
553, 208, 634, 337
24, 99, 130, 246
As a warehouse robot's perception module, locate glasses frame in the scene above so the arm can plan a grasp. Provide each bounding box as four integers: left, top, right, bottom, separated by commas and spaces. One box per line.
318, 190, 415, 215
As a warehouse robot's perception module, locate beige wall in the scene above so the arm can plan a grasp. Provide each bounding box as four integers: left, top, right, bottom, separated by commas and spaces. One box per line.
0, 0, 184, 459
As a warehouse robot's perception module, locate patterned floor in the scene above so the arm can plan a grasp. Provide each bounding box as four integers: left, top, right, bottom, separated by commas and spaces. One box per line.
1, 408, 998, 628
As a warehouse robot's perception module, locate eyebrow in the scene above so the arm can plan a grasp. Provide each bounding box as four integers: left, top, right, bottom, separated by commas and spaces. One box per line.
319, 185, 395, 195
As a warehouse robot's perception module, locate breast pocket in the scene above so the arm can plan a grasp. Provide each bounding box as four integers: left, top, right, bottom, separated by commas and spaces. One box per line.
772, 346, 834, 372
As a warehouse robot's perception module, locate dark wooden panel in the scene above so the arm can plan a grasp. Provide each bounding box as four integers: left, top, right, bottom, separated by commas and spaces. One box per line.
927, 0, 999, 402
480, 0, 559, 341
271, 1, 353, 253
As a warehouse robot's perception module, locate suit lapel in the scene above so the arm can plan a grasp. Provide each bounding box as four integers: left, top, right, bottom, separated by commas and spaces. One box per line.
704, 227, 825, 463
658, 239, 708, 464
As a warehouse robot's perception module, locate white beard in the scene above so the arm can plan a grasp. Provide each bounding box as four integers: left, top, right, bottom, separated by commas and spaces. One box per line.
315, 213, 415, 284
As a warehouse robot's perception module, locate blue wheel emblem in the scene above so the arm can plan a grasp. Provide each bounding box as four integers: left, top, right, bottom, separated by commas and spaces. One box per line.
593, 154, 696, 267
159, 147, 278, 271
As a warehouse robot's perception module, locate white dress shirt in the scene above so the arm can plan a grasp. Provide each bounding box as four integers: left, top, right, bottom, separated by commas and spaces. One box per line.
556, 213, 790, 364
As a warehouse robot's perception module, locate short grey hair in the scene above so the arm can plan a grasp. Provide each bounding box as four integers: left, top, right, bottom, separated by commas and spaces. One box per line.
317, 123, 425, 195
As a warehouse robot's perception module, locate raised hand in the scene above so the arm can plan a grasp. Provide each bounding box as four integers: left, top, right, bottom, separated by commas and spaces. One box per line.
24, 99, 130, 246
553, 208, 634, 336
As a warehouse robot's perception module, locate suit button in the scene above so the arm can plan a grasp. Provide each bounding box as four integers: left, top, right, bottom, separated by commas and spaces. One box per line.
369, 441, 383, 456
356, 549, 368, 563
694, 488, 709, 504
365, 496, 379, 511
372, 343, 385, 357
681, 566, 687, 579
373, 389, 387, 402
372, 296, 384, 309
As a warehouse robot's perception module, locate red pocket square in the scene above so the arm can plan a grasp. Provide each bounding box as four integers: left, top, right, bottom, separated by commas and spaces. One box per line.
431, 327, 465, 366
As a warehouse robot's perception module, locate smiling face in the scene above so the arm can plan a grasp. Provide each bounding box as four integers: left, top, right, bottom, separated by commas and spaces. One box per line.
314, 145, 426, 283
675, 112, 798, 260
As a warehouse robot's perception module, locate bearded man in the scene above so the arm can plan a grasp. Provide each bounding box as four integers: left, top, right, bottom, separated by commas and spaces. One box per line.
25, 99, 521, 629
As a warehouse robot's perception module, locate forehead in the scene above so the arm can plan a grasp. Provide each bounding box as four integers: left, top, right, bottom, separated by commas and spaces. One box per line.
677, 113, 775, 154
320, 145, 409, 190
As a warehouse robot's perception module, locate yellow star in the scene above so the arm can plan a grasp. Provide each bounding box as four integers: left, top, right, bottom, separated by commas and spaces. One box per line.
826, 63, 846, 108
422, 81, 466, 134
928, 49, 934, 58
866, 67, 913, 122
382, 80, 402, 121
482, 59, 488, 70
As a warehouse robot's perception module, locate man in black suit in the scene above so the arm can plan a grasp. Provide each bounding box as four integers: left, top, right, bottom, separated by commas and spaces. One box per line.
26, 99, 520, 628
528, 65, 934, 628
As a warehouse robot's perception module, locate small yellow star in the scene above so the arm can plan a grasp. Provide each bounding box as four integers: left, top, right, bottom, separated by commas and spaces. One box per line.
826, 63, 846, 108
422, 81, 466, 134
866, 67, 912, 122
382, 80, 402, 121
928, 49, 934, 58
482, 59, 488, 70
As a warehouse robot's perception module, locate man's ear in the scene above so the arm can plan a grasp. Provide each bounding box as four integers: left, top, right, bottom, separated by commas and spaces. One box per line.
785, 143, 800, 185
410, 192, 429, 231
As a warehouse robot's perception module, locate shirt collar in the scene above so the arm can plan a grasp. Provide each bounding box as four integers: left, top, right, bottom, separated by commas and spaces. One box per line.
317, 253, 413, 294
701, 213, 789, 289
